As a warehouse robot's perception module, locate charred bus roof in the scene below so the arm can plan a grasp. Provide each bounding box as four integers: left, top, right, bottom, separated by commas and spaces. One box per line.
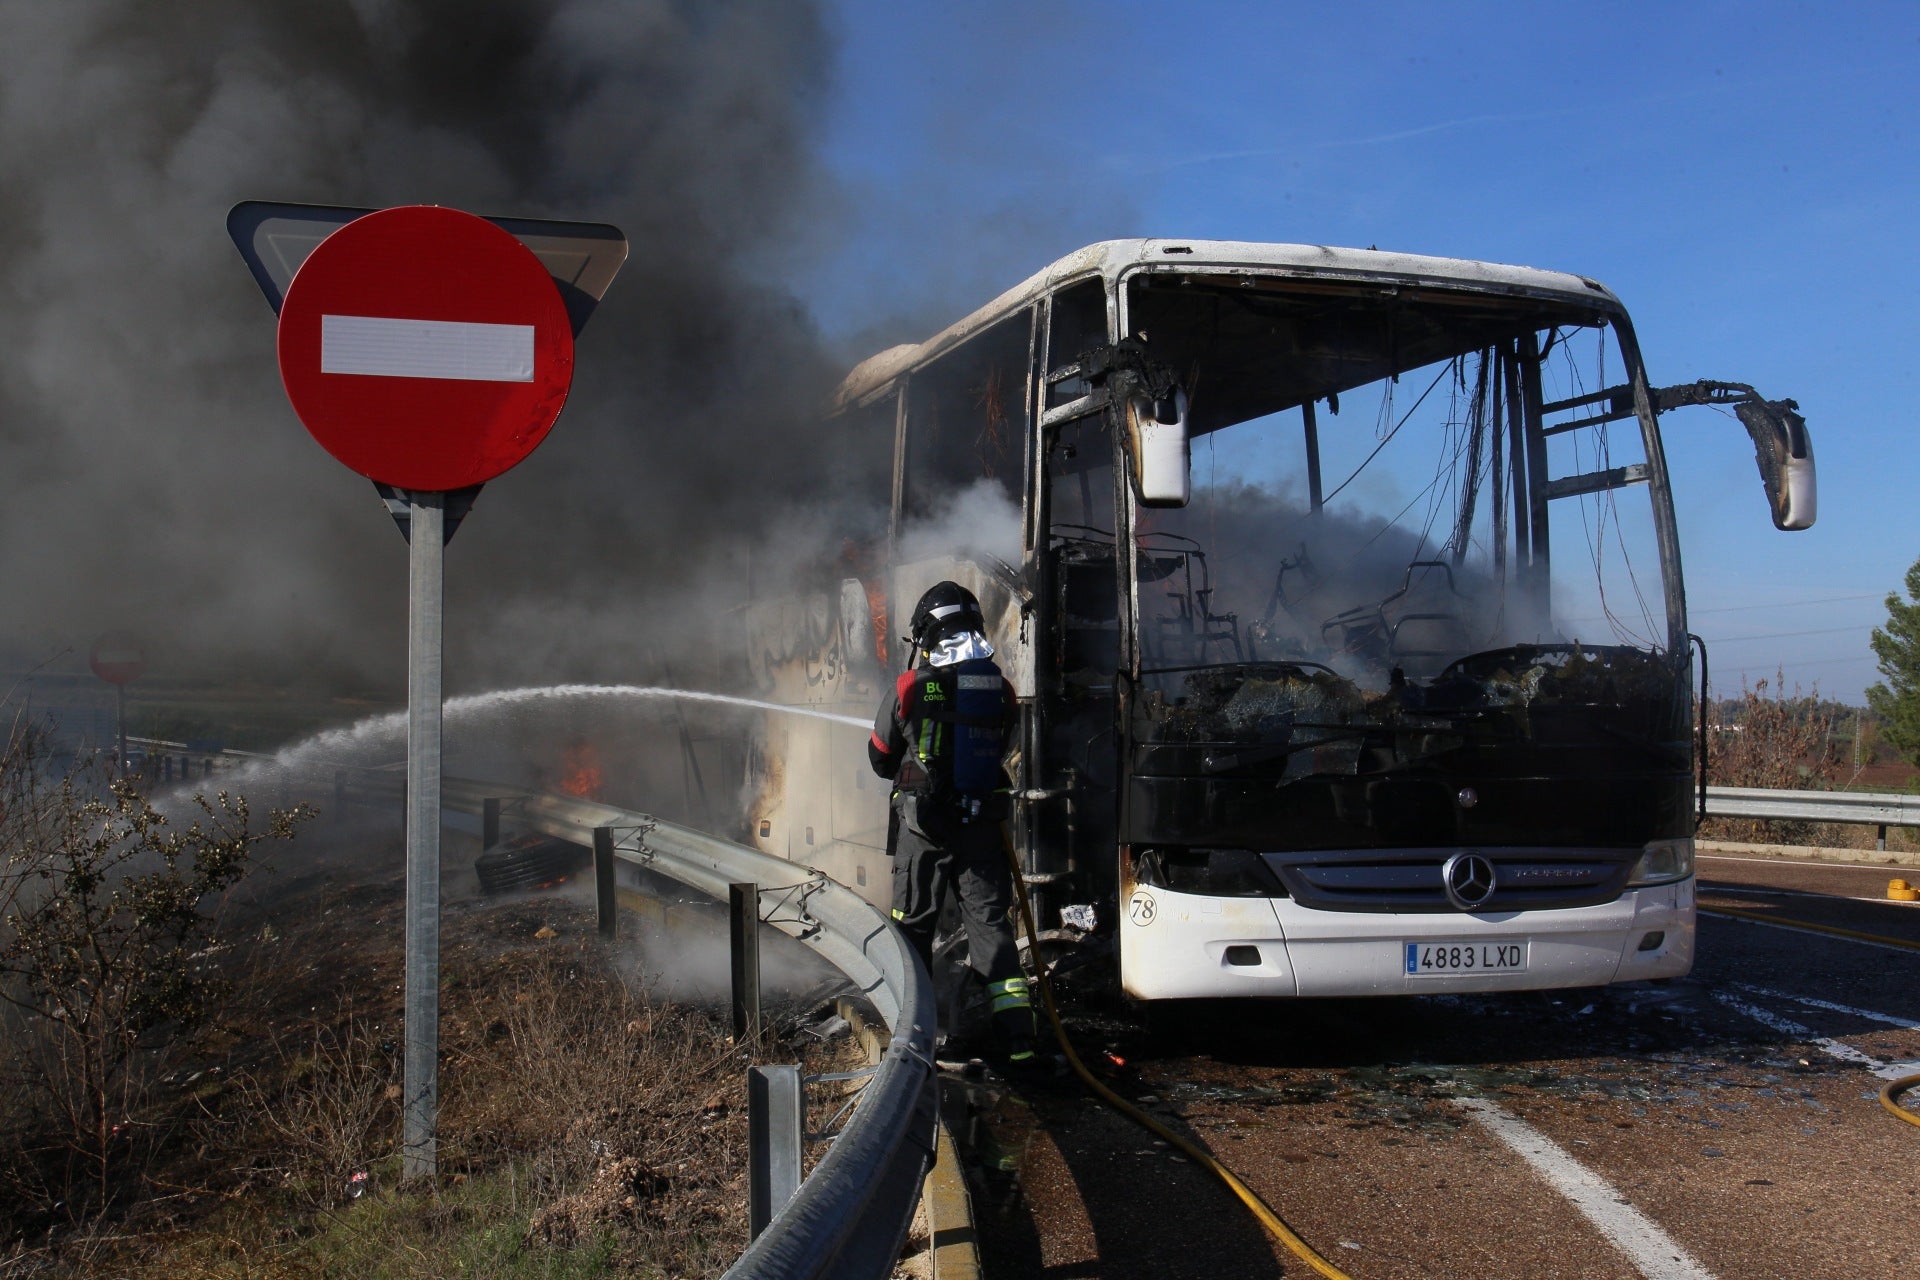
831, 238, 1627, 414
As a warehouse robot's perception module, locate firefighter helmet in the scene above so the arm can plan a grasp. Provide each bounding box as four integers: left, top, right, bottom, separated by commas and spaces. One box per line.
908, 580, 986, 650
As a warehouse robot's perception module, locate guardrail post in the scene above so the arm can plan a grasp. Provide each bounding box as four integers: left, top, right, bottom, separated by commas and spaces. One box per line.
731, 882, 762, 1046
594, 827, 617, 939
747, 1063, 804, 1238
1878, 824, 1888, 852
483, 797, 502, 849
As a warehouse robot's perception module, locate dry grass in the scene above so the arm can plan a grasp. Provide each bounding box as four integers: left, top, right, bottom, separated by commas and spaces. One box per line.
220, 1003, 399, 1211
0, 844, 861, 1280
445, 948, 756, 1269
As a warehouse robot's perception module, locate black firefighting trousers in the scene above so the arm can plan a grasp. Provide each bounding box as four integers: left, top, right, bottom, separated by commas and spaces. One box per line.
888, 792, 1033, 1045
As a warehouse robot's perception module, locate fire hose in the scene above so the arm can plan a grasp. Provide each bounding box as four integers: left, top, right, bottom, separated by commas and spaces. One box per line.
1001, 835, 1356, 1280
1881, 1076, 1920, 1129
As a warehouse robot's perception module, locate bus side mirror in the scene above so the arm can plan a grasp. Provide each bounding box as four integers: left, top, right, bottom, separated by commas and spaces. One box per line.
1733, 399, 1816, 530
1126, 387, 1190, 507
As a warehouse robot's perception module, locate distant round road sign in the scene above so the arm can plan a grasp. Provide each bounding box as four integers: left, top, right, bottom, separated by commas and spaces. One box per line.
275, 205, 575, 491
90, 632, 146, 685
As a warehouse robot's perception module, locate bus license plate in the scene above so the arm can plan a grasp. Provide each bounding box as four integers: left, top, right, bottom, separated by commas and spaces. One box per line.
1405, 940, 1527, 975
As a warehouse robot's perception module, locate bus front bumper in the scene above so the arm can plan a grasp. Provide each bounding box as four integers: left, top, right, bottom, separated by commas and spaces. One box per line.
1117, 878, 1695, 1001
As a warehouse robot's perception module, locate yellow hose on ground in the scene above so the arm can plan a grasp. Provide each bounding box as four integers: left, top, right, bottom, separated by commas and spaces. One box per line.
1002, 837, 1355, 1280
1881, 1075, 1920, 1129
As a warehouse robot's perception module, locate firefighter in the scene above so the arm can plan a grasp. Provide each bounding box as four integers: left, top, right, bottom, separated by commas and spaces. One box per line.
868, 580, 1039, 1069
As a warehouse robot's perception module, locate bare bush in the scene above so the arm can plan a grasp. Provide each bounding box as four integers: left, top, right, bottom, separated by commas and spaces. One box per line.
1701, 673, 1845, 845
0, 718, 312, 1220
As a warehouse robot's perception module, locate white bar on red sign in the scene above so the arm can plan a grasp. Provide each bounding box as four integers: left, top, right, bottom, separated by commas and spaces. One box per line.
320, 315, 535, 382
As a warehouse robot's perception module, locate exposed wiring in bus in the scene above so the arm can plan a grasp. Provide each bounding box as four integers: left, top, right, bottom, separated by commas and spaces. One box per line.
1555, 328, 1659, 649
1318, 359, 1451, 508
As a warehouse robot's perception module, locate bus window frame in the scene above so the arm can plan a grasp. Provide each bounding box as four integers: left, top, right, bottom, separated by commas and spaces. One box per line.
893, 306, 1038, 551
1033, 274, 1116, 552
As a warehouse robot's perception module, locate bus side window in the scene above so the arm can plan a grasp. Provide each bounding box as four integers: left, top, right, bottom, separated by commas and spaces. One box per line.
1044, 280, 1118, 570
839, 392, 895, 503
901, 309, 1032, 530
1047, 278, 1109, 407
1044, 282, 1119, 679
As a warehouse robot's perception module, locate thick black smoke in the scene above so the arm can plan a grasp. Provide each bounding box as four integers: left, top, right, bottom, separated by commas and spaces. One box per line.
0, 0, 884, 696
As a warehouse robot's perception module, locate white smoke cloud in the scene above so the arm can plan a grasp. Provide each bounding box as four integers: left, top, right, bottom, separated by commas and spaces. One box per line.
896, 478, 1022, 569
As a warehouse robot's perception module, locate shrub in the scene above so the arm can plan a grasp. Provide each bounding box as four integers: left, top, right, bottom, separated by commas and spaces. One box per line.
1701, 673, 1844, 845
0, 719, 311, 1219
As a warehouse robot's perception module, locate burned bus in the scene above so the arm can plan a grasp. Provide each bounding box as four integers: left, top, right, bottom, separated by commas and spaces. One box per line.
741, 239, 1814, 1001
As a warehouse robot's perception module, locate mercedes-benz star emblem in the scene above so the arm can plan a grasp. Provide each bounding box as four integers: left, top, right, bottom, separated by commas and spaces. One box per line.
1442, 852, 1497, 911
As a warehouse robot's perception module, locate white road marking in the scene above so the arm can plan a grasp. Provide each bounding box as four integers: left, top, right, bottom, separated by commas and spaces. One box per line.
1453, 1097, 1714, 1280
1710, 990, 1920, 1080
321, 315, 535, 381
1733, 983, 1920, 1029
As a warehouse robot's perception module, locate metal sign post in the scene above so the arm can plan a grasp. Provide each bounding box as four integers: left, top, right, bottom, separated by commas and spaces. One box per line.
402, 492, 443, 1177
89, 633, 146, 774
232, 202, 625, 1181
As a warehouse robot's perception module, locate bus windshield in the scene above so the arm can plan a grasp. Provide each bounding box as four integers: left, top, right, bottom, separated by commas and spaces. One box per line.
1110, 270, 1685, 776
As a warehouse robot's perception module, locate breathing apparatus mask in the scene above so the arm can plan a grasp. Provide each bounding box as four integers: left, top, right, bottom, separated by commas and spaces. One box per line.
927, 629, 994, 668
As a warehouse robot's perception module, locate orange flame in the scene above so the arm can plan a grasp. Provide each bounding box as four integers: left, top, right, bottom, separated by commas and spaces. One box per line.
559, 741, 603, 799
864, 579, 889, 667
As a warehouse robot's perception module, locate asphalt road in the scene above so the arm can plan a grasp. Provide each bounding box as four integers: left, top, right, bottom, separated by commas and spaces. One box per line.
954, 852, 1920, 1279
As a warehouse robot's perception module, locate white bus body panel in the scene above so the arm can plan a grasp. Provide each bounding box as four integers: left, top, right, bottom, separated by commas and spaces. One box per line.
1120, 876, 1694, 1001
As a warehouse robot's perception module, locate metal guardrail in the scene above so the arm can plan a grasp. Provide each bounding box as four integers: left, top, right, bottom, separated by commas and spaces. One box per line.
113, 735, 267, 782
326, 770, 937, 1279
1705, 785, 1920, 828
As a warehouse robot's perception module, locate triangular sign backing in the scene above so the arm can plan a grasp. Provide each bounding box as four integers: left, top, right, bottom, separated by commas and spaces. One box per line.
227, 200, 627, 339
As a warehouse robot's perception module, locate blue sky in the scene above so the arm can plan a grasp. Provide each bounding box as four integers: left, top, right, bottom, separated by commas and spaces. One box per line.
804, 0, 1919, 703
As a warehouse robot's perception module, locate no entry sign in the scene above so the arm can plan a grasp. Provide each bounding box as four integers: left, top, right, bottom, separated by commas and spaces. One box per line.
275, 206, 575, 492
233, 199, 623, 1182
90, 632, 145, 685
